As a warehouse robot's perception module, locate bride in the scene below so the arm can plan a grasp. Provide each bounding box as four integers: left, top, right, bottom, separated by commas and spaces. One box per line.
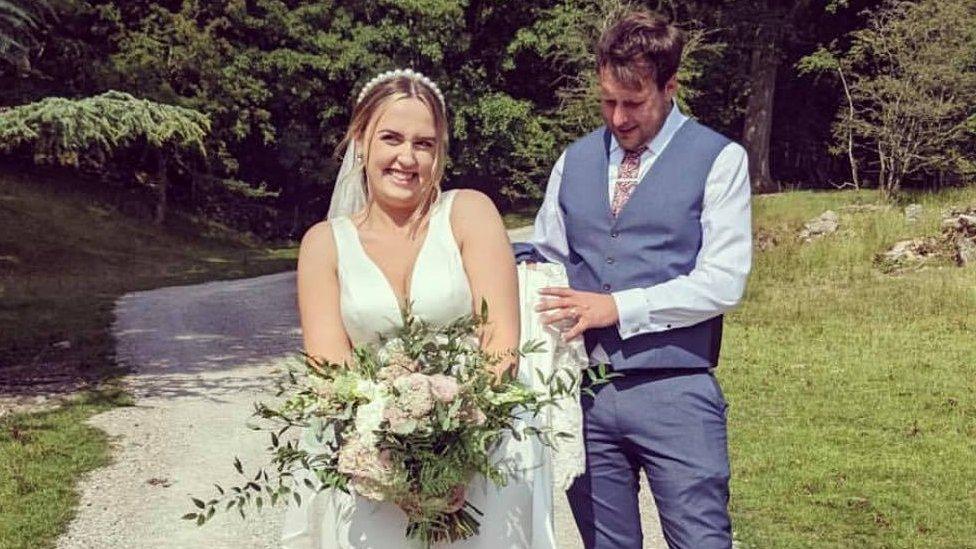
281, 69, 580, 548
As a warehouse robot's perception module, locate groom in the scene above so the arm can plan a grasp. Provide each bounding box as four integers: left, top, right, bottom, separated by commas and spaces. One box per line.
524, 9, 752, 549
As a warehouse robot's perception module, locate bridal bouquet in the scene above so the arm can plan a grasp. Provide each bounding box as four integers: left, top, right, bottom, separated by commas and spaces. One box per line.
185, 304, 588, 544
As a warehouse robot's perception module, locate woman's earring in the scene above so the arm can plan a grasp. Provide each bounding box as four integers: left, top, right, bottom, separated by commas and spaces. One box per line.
355, 153, 364, 164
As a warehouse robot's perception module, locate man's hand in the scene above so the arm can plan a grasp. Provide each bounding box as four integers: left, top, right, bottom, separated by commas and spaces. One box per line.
536, 287, 619, 341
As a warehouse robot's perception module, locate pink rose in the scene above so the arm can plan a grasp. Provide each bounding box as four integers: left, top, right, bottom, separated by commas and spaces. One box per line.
428, 374, 460, 403
393, 373, 435, 417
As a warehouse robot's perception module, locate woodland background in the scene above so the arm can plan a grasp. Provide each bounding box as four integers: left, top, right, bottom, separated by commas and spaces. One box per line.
2, 0, 973, 238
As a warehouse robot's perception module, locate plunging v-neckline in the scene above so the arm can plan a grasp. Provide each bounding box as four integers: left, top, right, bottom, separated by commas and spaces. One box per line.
350, 217, 434, 311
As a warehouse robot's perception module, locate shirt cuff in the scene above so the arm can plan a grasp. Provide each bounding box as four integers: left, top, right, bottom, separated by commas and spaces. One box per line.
612, 287, 677, 338
613, 288, 649, 339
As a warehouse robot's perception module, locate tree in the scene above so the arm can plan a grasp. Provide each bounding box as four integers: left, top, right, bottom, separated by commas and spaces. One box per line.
88, 0, 559, 230
0, 0, 39, 63
713, 0, 872, 193
796, 46, 860, 189
815, 0, 976, 198
508, 0, 725, 145
0, 90, 211, 223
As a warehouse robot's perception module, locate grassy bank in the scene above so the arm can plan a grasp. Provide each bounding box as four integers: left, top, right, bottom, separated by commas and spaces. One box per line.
0, 170, 296, 548
723, 188, 976, 547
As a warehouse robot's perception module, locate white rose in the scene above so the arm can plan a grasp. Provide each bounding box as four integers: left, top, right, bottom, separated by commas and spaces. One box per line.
356, 379, 381, 400
354, 395, 387, 444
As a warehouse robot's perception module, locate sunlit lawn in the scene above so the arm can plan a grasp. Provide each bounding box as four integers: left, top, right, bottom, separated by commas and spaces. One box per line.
722, 188, 976, 547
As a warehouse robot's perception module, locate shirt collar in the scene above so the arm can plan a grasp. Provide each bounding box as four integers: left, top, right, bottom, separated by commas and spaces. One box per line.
609, 100, 688, 156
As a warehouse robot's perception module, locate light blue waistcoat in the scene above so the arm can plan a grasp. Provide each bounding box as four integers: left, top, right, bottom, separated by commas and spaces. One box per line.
559, 120, 731, 371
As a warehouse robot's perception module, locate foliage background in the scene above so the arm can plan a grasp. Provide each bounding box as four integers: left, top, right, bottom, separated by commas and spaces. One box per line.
0, 0, 972, 235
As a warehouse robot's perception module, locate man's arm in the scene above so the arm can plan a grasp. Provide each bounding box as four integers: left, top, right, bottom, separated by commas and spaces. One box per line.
526, 151, 569, 264
612, 142, 753, 338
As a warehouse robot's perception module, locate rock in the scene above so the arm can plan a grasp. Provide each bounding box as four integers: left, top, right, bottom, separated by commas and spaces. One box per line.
883, 239, 930, 263
799, 210, 839, 242
957, 237, 976, 266
939, 209, 976, 265
904, 203, 923, 222
145, 477, 173, 488
880, 205, 976, 272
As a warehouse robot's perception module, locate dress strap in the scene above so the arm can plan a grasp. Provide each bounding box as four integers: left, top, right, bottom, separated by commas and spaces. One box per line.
430, 189, 459, 229
328, 216, 359, 269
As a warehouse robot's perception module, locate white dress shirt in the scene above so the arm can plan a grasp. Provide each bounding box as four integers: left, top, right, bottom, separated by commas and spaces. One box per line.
531, 103, 753, 363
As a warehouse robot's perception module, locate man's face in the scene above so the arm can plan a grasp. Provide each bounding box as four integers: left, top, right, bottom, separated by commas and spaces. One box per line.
599, 67, 677, 152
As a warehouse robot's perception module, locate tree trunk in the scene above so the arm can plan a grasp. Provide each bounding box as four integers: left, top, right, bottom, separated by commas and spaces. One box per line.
153, 153, 168, 226
837, 68, 860, 190
742, 38, 780, 194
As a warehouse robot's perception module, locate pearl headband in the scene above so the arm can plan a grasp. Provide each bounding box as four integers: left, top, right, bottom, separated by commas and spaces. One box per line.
356, 68, 446, 110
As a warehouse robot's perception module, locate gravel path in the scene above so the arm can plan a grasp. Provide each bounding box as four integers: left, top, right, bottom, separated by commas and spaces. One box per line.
57, 229, 666, 548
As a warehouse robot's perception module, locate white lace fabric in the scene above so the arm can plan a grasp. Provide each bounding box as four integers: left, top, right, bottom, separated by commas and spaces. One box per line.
516, 262, 588, 492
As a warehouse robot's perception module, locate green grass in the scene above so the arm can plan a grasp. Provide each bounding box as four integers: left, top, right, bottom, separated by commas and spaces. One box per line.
0, 169, 296, 548
722, 188, 976, 547
501, 203, 538, 230
0, 389, 129, 549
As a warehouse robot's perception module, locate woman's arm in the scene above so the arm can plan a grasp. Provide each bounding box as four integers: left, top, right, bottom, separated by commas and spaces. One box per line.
452, 190, 520, 376
296, 221, 352, 367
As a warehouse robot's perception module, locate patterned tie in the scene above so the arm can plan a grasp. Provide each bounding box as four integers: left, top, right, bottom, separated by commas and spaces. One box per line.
610, 146, 647, 217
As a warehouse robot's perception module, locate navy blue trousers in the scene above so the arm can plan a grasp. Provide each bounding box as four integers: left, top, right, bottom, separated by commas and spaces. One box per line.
567, 369, 732, 549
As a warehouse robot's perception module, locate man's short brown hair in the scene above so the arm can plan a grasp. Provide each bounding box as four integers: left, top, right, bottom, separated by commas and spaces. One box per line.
596, 11, 684, 90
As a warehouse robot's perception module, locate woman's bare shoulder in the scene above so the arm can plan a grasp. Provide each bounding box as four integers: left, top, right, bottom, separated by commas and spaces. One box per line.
449, 188, 503, 229
448, 189, 510, 255
298, 220, 338, 264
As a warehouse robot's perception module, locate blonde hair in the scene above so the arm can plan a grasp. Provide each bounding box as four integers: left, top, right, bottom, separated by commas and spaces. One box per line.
337, 75, 449, 221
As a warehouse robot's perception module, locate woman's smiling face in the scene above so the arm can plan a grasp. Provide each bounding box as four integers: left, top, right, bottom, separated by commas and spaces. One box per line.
361, 97, 438, 211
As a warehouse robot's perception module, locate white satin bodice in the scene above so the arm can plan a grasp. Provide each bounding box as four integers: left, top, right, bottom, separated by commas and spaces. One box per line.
330, 190, 473, 346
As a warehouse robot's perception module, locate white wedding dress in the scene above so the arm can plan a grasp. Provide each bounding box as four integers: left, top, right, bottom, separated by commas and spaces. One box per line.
281, 190, 585, 548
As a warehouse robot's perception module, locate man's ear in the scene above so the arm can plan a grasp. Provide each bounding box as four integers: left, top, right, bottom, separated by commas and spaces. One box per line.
663, 74, 679, 101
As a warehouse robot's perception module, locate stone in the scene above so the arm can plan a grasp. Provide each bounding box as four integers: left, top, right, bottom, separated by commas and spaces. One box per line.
799, 210, 839, 242
904, 203, 923, 222
942, 213, 976, 232
883, 239, 928, 263
957, 237, 976, 267
755, 227, 779, 252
